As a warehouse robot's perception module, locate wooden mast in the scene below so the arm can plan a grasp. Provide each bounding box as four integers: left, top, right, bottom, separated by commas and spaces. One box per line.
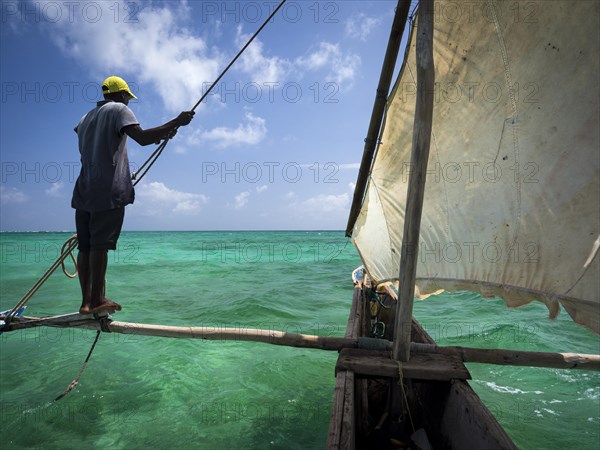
392, 0, 435, 362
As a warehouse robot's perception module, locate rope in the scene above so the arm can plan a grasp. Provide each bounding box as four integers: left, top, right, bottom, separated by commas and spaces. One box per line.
4, 234, 78, 325
397, 361, 416, 434
132, 139, 169, 186
6, 1, 288, 398
132, 0, 288, 186
60, 235, 79, 278
54, 330, 102, 401
6, 1, 289, 317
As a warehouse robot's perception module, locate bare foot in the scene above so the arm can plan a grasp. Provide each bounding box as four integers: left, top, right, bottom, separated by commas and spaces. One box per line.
91, 300, 122, 314
79, 304, 93, 314
102, 298, 122, 311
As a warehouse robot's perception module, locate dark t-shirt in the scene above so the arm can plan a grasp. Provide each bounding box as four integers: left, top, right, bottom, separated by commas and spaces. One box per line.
71, 100, 139, 211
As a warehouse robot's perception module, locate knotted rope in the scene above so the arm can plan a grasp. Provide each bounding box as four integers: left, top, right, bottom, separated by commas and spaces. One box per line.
3, 234, 78, 326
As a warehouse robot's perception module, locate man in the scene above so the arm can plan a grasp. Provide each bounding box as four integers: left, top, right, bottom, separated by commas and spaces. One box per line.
72, 75, 194, 314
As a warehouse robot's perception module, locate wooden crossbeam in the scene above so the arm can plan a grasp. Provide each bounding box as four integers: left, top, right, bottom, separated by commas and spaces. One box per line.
336, 348, 471, 381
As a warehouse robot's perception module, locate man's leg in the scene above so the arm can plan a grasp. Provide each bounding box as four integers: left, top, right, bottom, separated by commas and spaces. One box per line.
78, 250, 91, 314
88, 207, 124, 313
89, 249, 108, 310
75, 210, 93, 314
79, 249, 120, 314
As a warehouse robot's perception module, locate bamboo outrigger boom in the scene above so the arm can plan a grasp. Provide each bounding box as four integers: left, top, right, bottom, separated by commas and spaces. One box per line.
3, 313, 599, 371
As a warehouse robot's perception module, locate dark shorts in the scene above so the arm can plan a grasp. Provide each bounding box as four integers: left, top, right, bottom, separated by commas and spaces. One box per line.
75, 208, 125, 252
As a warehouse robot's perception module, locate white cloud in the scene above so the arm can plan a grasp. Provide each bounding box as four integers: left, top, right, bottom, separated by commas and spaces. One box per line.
35, 0, 222, 112
236, 27, 291, 84
191, 112, 267, 149
348, 182, 356, 191
234, 191, 250, 210
0, 186, 28, 204
292, 193, 350, 214
285, 191, 296, 199
30, 1, 365, 110
256, 185, 268, 193
134, 181, 208, 216
45, 182, 65, 197
296, 42, 361, 87
339, 163, 361, 170
345, 14, 382, 41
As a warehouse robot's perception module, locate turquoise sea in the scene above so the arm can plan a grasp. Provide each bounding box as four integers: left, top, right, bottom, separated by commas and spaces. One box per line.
0, 231, 598, 449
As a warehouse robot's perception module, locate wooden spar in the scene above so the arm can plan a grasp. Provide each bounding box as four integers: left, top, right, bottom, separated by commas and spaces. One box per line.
411, 343, 600, 371
393, 0, 435, 362
4, 313, 600, 371
345, 0, 411, 238
111, 322, 354, 350
6, 314, 357, 351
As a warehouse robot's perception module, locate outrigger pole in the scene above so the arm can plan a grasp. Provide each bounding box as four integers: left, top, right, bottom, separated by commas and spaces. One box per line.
3, 313, 600, 372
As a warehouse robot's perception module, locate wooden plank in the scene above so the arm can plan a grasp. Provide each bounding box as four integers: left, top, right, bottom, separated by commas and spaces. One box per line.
356, 378, 369, 440
337, 349, 471, 381
345, 287, 362, 339
441, 381, 518, 450
327, 370, 351, 449
327, 287, 362, 449
340, 371, 356, 450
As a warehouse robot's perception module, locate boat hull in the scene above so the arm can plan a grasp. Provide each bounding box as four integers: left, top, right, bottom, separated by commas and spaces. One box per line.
328, 286, 517, 449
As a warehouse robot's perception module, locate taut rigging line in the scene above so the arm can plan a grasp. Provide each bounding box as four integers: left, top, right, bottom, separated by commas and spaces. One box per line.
132, 0, 288, 186
1, 1, 288, 400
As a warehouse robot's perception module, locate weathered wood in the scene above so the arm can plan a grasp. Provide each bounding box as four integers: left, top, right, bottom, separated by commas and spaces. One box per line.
393, 0, 436, 362
328, 370, 353, 450
340, 370, 356, 450
356, 287, 370, 438
346, 0, 412, 237
6, 316, 357, 350
327, 286, 362, 449
412, 343, 600, 371
356, 378, 369, 441
346, 287, 362, 339
5, 313, 599, 371
337, 349, 471, 381
441, 381, 519, 450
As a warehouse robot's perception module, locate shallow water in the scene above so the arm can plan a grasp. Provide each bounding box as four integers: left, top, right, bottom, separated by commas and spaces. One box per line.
1, 231, 598, 449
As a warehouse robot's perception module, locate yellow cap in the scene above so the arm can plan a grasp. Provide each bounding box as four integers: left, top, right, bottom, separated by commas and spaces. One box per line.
101, 76, 137, 99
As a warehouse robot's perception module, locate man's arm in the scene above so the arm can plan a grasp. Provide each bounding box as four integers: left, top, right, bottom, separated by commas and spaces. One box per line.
123, 111, 194, 146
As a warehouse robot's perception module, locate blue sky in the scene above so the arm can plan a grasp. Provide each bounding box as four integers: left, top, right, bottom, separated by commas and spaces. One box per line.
1, 0, 410, 231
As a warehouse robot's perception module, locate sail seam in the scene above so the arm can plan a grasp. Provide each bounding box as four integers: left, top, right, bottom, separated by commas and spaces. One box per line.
488, 0, 523, 279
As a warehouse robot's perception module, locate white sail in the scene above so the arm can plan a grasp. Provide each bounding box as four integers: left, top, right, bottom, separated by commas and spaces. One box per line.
352, 0, 600, 333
